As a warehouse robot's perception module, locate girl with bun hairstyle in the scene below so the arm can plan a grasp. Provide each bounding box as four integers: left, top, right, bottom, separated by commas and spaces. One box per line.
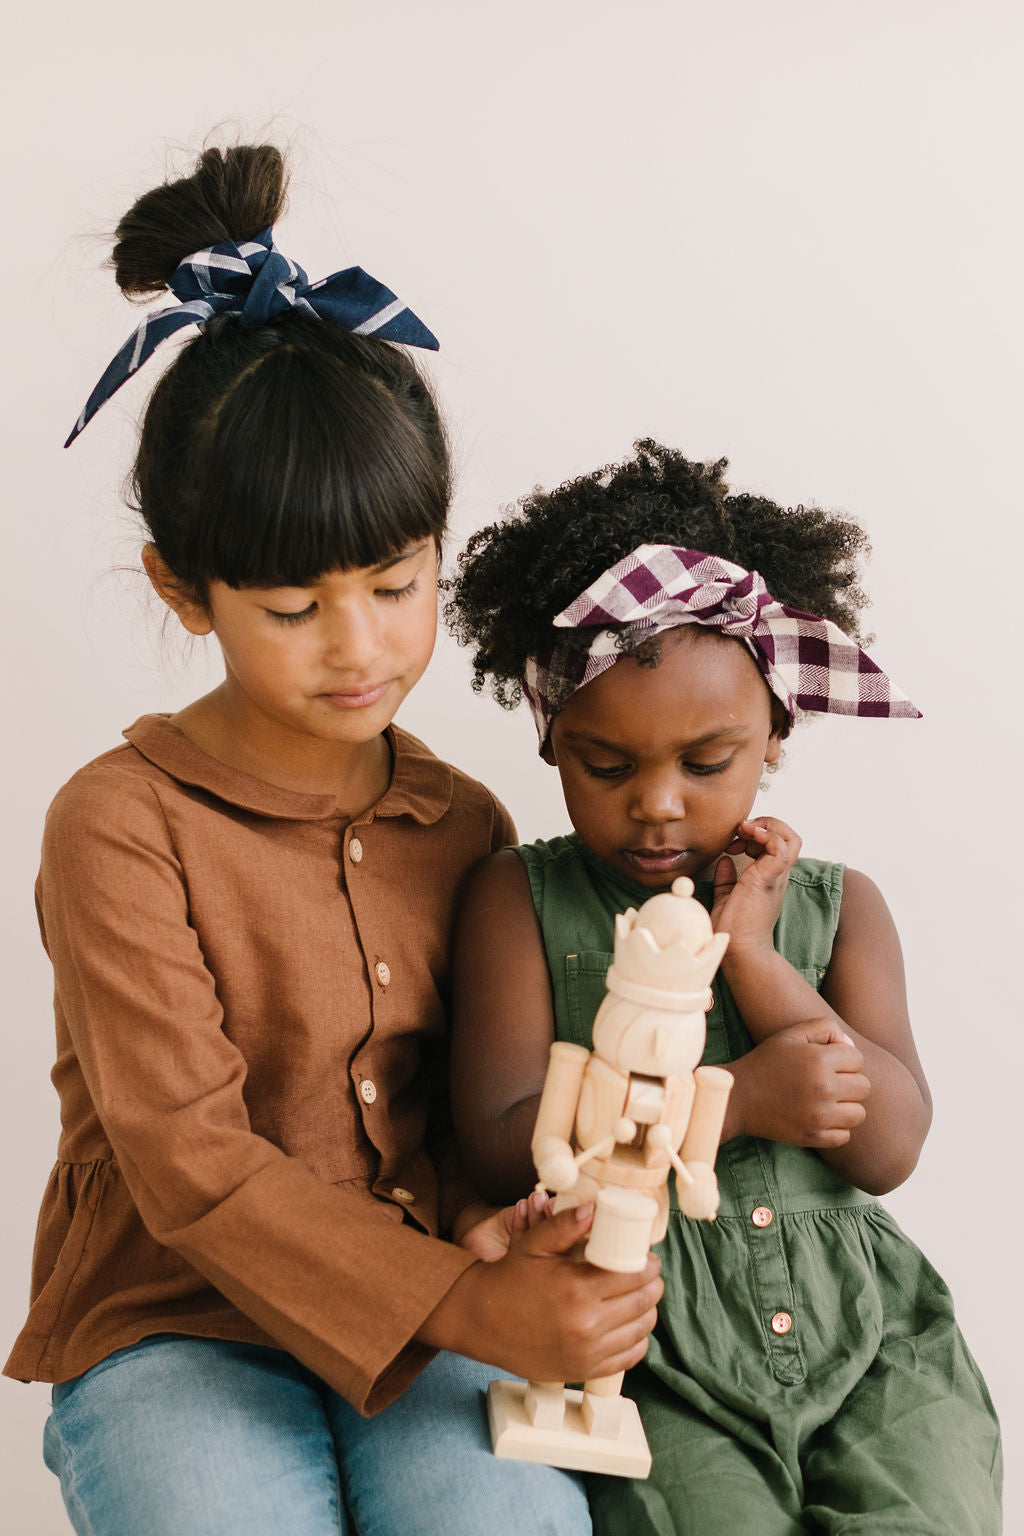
5, 145, 660, 1535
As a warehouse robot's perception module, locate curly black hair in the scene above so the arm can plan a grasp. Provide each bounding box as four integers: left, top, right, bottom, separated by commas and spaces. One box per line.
446, 439, 871, 730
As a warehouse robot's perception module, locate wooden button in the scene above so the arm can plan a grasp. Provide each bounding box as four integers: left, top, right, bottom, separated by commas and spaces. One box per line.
360, 1080, 377, 1104
349, 838, 363, 863
391, 1187, 416, 1204
375, 961, 391, 986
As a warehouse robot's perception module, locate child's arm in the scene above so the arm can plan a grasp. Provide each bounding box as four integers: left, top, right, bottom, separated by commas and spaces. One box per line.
713, 818, 932, 1195
450, 849, 558, 1203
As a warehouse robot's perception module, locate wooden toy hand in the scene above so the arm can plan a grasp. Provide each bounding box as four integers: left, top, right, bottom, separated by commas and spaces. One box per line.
533, 1133, 582, 1193
458, 1190, 553, 1262
674, 1162, 721, 1221
711, 817, 802, 959
729, 1019, 870, 1148
647, 1127, 721, 1220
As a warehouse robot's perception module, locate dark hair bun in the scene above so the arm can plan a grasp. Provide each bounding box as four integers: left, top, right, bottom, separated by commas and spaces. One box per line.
112, 145, 288, 295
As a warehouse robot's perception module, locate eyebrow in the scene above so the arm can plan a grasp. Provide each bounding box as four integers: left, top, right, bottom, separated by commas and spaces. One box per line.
562, 725, 750, 753
370, 541, 429, 574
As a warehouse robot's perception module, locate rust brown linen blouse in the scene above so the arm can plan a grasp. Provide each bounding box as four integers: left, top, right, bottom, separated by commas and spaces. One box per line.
5, 714, 515, 1414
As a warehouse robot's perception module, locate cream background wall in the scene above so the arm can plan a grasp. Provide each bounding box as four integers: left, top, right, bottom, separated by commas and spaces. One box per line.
2, 2, 1020, 1528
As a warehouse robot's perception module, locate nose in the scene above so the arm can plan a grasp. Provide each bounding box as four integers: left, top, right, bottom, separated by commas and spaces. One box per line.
321, 598, 385, 674
628, 769, 685, 827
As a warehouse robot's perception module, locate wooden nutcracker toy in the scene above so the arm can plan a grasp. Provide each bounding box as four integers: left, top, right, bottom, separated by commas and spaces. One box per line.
487, 875, 734, 1477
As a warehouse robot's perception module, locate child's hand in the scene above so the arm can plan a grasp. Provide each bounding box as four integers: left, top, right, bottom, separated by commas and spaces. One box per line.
712, 817, 802, 959
458, 1190, 552, 1263
728, 1018, 870, 1148
420, 1203, 664, 1383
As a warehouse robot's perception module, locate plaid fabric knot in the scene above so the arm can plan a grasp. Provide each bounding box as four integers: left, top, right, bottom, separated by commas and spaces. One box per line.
66, 227, 438, 446
522, 543, 920, 748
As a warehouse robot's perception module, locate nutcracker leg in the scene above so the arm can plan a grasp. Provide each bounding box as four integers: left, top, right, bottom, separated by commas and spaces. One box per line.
580, 1371, 626, 1438
487, 1184, 654, 1476
523, 1382, 566, 1430
578, 1188, 657, 1442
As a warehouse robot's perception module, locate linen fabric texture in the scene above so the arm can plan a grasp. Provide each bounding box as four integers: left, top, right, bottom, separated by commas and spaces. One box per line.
66, 226, 439, 445
521, 544, 921, 749
6, 716, 513, 1413
515, 834, 1001, 1535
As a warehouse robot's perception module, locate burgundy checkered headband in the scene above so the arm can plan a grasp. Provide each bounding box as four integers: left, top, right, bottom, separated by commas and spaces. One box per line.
521, 544, 921, 748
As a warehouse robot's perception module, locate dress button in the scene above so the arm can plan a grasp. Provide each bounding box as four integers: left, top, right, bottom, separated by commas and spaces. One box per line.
375, 961, 391, 986
751, 1206, 773, 1228
771, 1311, 793, 1335
360, 1080, 377, 1104
391, 1187, 416, 1204
349, 837, 363, 864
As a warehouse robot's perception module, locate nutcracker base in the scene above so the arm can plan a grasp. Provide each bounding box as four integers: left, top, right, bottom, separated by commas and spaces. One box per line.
487, 1379, 652, 1478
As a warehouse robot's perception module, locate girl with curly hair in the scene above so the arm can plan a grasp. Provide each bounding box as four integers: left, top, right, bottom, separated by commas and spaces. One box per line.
447, 440, 1001, 1535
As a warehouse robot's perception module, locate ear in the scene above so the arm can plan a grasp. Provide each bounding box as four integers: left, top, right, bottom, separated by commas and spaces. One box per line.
540, 736, 557, 767
764, 698, 789, 764
142, 545, 213, 637
764, 728, 783, 767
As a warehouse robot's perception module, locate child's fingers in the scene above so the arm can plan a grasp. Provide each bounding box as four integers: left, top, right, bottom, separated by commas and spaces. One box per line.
508, 1198, 530, 1239
743, 815, 801, 845
713, 853, 737, 889
800, 1019, 855, 1050
811, 1127, 854, 1149
838, 1100, 868, 1129
526, 1189, 551, 1228
822, 1037, 866, 1076
592, 1252, 663, 1303
516, 1202, 595, 1256
806, 1101, 868, 1147
730, 817, 802, 867
833, 1069, 871, 1104
584, 1307, 662, 1378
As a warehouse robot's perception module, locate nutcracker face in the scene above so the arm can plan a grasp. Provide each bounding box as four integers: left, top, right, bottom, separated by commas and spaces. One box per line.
592, 995, 706, 1078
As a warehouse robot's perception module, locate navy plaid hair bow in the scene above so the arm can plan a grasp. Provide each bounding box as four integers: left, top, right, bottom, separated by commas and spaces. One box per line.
66, 227, 439, 446
522, 543, 921, 747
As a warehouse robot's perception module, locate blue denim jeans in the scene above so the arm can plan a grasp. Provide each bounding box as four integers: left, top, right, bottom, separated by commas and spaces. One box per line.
44, 1336, 591, 1535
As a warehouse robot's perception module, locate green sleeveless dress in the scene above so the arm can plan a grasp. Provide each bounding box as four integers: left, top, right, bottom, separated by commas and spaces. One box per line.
516, 834, 1001, 1536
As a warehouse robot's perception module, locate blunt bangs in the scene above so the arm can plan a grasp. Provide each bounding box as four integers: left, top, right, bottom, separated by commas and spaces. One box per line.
193, 340, 448, 589
133, 312, 451, 596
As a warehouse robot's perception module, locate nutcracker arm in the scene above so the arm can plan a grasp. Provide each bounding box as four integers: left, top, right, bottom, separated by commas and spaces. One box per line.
646, 1124, 694, 1186
679, 1066, 734, 1165
649, 1066, 735, 1222
531, 1041, 590, 1191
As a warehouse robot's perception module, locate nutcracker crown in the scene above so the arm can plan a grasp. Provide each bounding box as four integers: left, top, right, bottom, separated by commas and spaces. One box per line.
609, 877, 726, 997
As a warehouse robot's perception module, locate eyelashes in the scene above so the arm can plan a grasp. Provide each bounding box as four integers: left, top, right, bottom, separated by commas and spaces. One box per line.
378, 578, 420, 602
270, 604, 318, 626
268, 578, 421, 626
582, 757, 733, 781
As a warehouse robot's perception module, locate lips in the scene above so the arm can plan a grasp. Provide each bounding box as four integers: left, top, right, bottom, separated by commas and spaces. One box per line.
318, 680, 393, 709
622, 847, 692, 874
